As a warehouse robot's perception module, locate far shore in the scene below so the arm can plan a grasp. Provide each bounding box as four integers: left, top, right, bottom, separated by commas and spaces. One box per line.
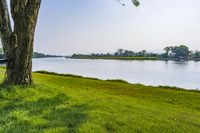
68, 56, 160, 60
68, 56, 200, 61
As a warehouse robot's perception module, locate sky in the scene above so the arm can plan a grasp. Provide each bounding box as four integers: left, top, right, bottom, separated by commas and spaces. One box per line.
2, 0, 200, 55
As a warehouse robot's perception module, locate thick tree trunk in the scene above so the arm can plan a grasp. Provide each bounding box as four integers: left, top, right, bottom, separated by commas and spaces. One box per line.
5, 32, 34, 85
0, 0, 41, 85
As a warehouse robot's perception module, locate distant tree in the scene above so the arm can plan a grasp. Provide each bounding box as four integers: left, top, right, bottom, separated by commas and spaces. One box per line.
137, 50, 147, 57
171, 45, 189, 59
164, 46, 171, 58
116, 49, 124, 56
194, 51, 200, 59
141, 50, 147, 56
123, 50, 134, 57
147, 52, 158, 57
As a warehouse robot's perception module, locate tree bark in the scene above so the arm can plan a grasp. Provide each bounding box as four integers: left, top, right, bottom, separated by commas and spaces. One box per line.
0, 0, 12, 54
0, 0, 41, 85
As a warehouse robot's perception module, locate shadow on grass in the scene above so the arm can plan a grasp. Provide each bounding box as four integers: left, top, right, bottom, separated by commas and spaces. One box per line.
0, 90, 88, 133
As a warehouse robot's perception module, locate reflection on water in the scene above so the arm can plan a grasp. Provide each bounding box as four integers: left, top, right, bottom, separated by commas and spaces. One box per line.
31, 57, 200, 90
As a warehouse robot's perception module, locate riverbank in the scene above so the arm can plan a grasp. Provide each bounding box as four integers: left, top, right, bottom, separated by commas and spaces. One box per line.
70, 56, 160, 60
70, 56, 200, 62
0, 67, 200, 132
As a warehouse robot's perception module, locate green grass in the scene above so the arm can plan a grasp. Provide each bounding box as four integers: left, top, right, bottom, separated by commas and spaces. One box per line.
71, 56, 159, 60
0, 68, 200, 133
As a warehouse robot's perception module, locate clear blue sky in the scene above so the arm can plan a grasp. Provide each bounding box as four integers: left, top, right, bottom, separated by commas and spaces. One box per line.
2, 0, 200, 55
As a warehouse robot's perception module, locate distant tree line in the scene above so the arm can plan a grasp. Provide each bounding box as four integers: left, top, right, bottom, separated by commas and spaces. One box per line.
0, 50, 62, 59
72, 45, 200, 61
162, 45, 200, 61
32, 52, 63, 58
114, 49, 158, 57
72, 49, 158, 58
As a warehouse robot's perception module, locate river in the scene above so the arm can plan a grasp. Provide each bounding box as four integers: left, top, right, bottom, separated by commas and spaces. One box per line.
29, 57, 199, 90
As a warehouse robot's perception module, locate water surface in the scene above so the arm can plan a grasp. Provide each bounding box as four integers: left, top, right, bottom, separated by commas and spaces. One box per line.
31, 57, 200, 90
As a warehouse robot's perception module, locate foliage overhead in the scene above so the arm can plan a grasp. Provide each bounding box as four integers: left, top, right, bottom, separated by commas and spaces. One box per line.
132, 0, 140, 6
117, 0, 140, 6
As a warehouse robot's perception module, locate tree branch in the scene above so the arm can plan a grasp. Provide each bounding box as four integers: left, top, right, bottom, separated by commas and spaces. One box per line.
132, 0, 140, 7
25, 0, 42, 29
10, 0, 41, 32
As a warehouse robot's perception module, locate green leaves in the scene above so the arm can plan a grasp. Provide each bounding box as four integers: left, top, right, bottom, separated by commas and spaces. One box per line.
132, 0, 140, 7
116, 0, 140, 7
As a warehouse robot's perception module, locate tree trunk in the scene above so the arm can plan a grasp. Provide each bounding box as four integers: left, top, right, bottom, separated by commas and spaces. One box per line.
0, 0, 12, 54
0, 0, 41, 85
5, 31, 34, 85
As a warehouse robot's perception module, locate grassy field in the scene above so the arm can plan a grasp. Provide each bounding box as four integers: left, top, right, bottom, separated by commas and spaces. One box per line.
0, 67, 200, 133
71, 56, 159, 60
